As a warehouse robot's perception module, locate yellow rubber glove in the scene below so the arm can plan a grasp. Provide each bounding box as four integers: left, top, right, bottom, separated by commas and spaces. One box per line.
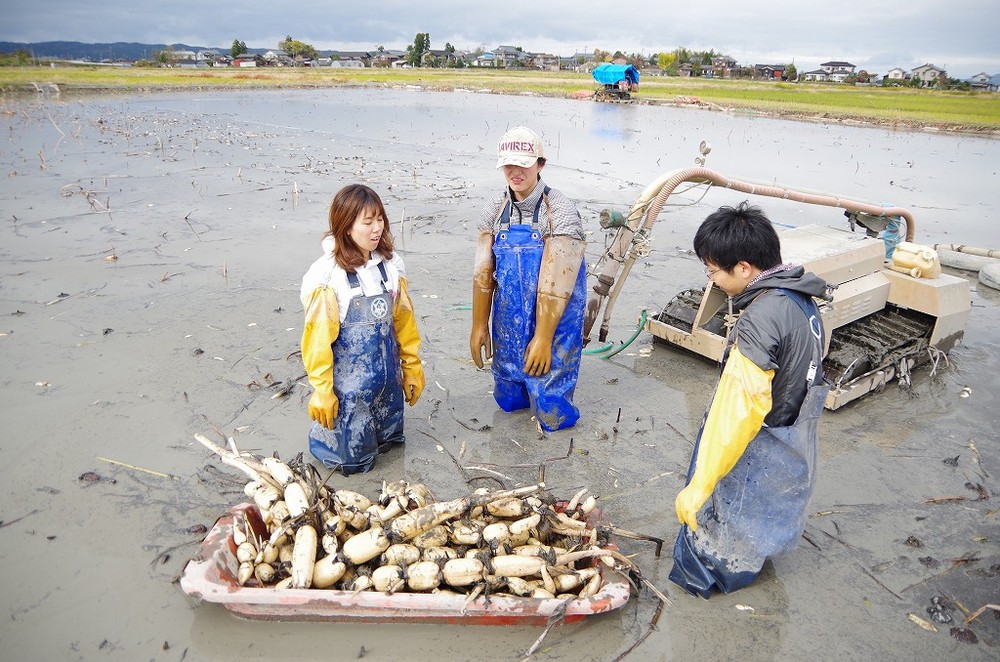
524, 235, 586, 376
394, 276, 424, 406
301, 284, 340, 429
676, 344, 774, 531
470, 231, 495, 369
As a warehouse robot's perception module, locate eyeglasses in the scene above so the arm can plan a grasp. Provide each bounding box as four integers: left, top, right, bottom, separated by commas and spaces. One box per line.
704, 265, 723, 278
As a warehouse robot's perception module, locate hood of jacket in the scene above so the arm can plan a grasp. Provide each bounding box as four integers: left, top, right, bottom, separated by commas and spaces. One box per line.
732, 265, 830, 312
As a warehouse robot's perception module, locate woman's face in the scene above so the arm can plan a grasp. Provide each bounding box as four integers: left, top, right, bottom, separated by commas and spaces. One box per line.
348, 206, 385, 259
502, 161, 542, 201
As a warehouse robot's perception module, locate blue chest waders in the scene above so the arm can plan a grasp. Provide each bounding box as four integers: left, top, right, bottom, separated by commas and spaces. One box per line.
669, 290, 829, 597
491, 190, 587, 432
309, 262, 404, 475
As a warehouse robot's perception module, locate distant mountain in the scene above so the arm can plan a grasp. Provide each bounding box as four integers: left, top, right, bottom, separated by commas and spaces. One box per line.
0, 41, 269, 61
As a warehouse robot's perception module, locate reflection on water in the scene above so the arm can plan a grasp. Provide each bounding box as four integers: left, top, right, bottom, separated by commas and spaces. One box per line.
588, 101, 643, 145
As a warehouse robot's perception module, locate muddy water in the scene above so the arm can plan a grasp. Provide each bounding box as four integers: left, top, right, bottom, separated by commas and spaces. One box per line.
1, 88, 997, 661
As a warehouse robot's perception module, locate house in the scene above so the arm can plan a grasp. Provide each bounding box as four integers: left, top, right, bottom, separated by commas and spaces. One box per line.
801, 61, 855, 82
371, 49, 405, 68
329, 51, 370, 67
753, 64, 785, 79
233, 53, 258, 68
969, 72, 997, 91
492, 45, 523, 67
819, 60, 855, 75
911, 63, 946, 87
886, 67, 908, 81
263, 51, 294, 66
711, 55, 738, 78
532, 53, 561, 71
196, 50, 221, 63
423, 49, 459, 67
472, 52, 496, 67
559, 56, 580, 70
331, 59, 365, 69
804, 61, 856, 82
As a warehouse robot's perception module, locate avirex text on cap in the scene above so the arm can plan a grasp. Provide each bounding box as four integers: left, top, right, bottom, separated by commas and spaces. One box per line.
496, 126, 545, 168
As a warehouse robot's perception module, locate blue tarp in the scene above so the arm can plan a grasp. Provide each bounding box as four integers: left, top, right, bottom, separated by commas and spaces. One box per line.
592, 64, 640, 86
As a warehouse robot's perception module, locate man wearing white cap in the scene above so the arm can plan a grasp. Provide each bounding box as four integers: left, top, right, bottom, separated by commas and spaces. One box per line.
469, 126, 587, 432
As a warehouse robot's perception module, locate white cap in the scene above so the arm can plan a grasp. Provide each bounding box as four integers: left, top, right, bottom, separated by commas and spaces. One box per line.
496, 126, 545, 168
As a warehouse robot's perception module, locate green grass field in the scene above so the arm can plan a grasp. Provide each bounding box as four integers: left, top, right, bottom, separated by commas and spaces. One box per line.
2, 66, 998, 131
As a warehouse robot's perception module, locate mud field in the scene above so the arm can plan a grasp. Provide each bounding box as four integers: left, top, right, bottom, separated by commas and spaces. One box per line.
1, 88, 998, 661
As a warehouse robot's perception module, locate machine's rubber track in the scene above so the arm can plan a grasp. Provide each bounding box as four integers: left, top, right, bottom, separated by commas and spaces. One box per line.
823, 306, 934, 385
653, 289, 936, 387
654, 288, 727, 335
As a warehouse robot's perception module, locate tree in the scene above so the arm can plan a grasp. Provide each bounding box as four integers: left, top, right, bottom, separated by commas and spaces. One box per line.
784, 63, 797, 81
279, 36, 318, 62
231, 39, 247, 59
0, 49, 32, 66
657, 51, 678, 75
155, 46, 175, 66
624, 53, 645, 68
406, 33, 430, 67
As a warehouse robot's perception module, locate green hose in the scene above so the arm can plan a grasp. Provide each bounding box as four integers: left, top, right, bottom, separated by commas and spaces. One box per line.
583, 342, 614, 355
587, 309, 648, 359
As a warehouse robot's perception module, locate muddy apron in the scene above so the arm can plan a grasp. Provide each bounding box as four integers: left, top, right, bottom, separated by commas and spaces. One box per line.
309, 263, 404, 475
490, 189, 587, 432
669, 289, 829, 597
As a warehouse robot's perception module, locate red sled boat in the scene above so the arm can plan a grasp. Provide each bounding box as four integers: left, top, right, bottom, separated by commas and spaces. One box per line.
179, 503, 632, 625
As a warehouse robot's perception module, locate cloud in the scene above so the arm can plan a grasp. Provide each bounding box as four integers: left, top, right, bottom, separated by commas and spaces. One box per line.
4, 0, 999, 77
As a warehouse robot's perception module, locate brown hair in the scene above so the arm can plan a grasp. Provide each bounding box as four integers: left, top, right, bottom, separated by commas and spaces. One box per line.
326, 184, 395, 271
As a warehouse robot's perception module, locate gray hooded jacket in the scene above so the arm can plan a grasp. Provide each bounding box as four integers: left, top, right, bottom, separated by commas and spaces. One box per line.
723, 266, 830, 427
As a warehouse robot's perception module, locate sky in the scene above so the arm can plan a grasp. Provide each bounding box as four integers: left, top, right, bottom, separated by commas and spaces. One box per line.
4, 0, 999, 78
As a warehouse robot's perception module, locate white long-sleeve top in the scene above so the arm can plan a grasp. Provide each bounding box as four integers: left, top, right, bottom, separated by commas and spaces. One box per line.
300, 236, 406, 324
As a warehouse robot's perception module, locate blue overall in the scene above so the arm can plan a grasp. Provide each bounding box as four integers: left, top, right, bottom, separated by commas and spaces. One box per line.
490, 188, 587, 432
309, 263, 404, 475
669, 290, 830, 597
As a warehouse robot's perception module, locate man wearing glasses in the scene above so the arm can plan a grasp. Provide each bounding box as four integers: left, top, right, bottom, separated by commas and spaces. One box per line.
669, 201, 832, 598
